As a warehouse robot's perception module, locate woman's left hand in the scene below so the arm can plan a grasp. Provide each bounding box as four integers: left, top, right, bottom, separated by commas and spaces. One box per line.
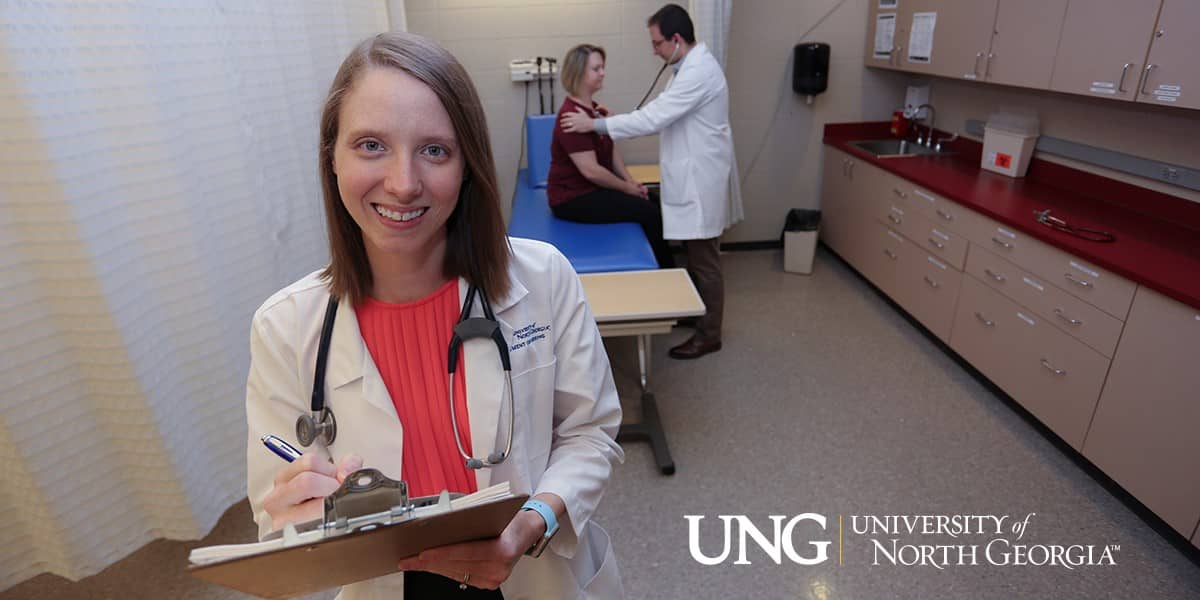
395, 508, 546, 590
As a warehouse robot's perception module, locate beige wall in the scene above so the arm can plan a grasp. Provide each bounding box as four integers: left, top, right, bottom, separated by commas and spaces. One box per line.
404, 1, 1199, 242
926, 78, 1200, 204
405, 0, 910, 240
404, 0, 673, 221
725, 0, 908, 242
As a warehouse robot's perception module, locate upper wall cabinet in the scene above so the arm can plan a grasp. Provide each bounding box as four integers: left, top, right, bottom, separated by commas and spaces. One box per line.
895, 0, 1000, 80
865, 0, 1197, 112
987, 0, 1069, 89
1049, 0, 1162, 102
1137, 0, 1200, 110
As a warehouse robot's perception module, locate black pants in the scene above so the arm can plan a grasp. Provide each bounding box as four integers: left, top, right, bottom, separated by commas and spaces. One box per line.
404, 570, 503, 598
552, 188, 675, 269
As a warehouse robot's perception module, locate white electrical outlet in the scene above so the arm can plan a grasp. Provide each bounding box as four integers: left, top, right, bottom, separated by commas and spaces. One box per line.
509, 59, 557, 82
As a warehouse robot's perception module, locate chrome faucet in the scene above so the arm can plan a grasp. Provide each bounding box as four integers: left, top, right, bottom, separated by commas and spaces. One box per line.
914, 103, 935, 147
913, 103, 958, 152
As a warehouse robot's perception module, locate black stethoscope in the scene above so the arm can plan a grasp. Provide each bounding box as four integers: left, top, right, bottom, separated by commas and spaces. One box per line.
295, 284, 515, 470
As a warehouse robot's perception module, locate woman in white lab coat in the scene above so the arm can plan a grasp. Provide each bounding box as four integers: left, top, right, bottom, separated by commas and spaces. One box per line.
245, 32, 625, 599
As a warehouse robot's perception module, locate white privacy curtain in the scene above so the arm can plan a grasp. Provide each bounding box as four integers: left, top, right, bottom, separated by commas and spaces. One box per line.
689, 0, 733, 68
0, 1, 392, 589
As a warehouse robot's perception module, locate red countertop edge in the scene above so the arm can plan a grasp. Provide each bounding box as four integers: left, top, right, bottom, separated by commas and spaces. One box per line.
823, 122, 1200, 311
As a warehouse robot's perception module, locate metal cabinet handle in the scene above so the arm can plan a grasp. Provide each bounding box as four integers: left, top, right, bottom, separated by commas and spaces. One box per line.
984, 53, 994, 78
927, 237, 945, 250
1053, 307, 1082, 326
847, 160, 855, 177
1117, 62, 1132, 93
1040, 358, 1066, 376
883, 248, 898, 260
975, 312, 994, 327
972, 52, 983, 78
983, 268, 1006, 282
887, 213, 902, 225
991, 237, 1013, 250
935, 208, 953, 221
893, 45, 903, 66
893, 188, 907, 198
923, 276, 940, 289
1063, 273, 1093, 288
1140, 63, 1156, 95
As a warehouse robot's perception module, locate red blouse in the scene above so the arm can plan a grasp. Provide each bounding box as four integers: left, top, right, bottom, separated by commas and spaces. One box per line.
355, 280, 477, 497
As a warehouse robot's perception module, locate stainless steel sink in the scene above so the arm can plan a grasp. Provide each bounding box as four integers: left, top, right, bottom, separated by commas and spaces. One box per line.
848, 139, 954, 158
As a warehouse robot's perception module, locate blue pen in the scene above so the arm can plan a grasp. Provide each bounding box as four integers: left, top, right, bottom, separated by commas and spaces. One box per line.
261, 434, 303, 463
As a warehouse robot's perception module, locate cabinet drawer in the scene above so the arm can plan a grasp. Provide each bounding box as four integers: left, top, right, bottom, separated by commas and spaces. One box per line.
965, 244, 1125, 357
950, 275, 1110, 449
891, 239, 962, 342
860, 221, 909, 298
905, 211, 968, 270
958, 217, 1136, 319
891, 183, 989, 237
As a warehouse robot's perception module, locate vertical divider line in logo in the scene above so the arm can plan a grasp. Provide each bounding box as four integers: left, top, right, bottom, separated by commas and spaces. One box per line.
838, 515, 843, 566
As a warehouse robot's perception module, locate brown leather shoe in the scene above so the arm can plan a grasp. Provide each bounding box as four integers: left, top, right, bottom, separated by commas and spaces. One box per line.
668, 336, 722, 359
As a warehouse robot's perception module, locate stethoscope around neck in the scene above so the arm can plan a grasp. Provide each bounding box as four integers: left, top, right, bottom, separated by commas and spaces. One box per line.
295, 283, 515, 470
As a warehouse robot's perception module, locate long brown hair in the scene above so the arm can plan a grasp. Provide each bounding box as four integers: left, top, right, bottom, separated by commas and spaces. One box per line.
318, 32, 510, 305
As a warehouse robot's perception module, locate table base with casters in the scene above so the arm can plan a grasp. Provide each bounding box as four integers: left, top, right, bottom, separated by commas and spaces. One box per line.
579, 268, 705, 475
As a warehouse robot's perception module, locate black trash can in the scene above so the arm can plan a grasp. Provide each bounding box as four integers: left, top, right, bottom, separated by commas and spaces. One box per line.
781, 209, 821, 274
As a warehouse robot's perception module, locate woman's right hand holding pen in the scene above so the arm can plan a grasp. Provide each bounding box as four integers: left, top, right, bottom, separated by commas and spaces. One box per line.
262, 453, 363, 530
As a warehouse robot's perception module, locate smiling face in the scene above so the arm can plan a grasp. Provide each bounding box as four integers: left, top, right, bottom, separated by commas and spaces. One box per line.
332, 66, 464, 281
580, 51, 605, 94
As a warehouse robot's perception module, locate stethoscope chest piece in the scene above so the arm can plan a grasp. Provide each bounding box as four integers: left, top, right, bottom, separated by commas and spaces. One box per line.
297, 407, 337, 448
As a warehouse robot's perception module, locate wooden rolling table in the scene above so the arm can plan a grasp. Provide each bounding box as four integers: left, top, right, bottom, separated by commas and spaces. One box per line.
579, 268, 704, 475
625, 164, 660, 186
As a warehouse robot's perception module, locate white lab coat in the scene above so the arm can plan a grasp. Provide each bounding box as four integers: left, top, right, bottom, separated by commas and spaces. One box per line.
245, 238, 625, 600
604, 42, 744, 240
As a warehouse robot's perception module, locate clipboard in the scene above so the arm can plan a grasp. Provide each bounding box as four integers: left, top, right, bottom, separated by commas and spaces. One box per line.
188, 469, 527, 599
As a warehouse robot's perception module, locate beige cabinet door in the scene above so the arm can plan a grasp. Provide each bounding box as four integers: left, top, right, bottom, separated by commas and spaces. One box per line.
1049, 0, 1162, 101
820, 148, 858, 261
865, 2, 904, 70
899, 0, 999, 79
986, 0, 1069, 89
1082, 286, 1200, 538
1137, 0, 1200, 110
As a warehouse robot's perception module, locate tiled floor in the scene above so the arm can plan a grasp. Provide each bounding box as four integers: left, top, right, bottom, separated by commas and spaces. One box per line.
6, 248, 1198, 599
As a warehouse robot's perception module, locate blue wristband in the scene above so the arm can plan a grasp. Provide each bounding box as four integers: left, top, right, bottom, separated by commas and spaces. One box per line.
520, 499, 559, 556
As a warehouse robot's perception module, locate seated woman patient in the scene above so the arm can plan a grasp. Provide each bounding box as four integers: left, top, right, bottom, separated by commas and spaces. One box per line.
547, 44, 674, 268
245, 32, 625, 599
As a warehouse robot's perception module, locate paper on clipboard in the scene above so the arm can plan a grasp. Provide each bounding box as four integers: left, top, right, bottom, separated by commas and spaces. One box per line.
187, 470, 527, 599
908, 12, 936, 63
873, 13, 896, 58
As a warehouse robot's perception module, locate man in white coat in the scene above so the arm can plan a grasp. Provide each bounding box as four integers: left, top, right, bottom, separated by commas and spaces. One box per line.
563, 3, 743, 359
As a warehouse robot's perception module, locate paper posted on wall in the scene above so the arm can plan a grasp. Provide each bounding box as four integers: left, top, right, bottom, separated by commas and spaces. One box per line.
908, 12, 937, 63
874, 13, 896, 58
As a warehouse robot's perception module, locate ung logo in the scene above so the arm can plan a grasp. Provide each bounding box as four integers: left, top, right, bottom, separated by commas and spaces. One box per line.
685, 514, 832, 565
